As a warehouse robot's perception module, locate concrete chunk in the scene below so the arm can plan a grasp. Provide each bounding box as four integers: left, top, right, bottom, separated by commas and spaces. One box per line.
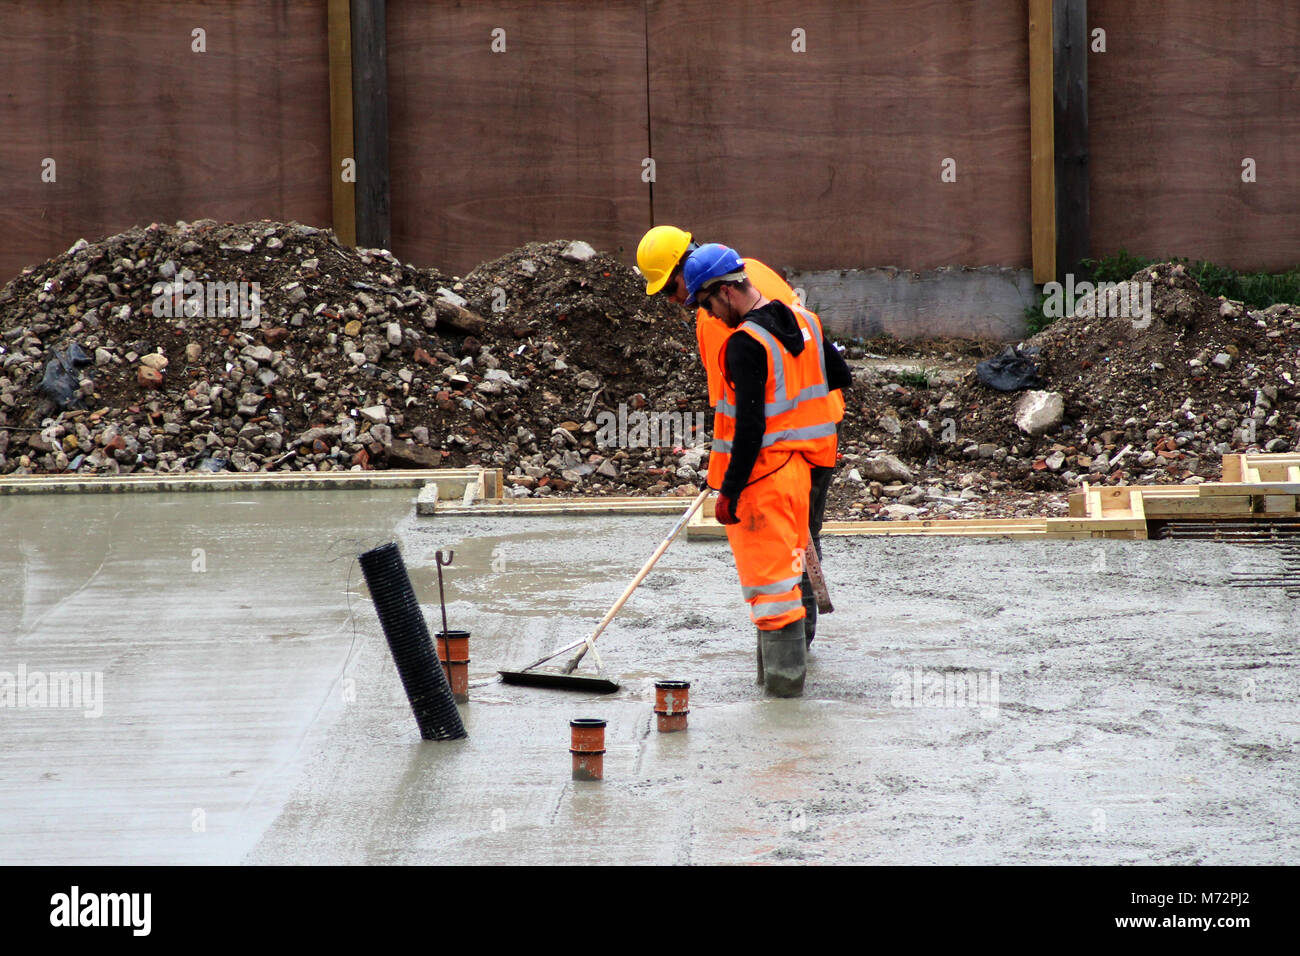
1014, 390, 1064, 436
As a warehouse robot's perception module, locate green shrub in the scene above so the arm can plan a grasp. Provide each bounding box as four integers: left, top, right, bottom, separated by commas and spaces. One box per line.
1082, 249, 1151, 284
1024, 293, 1052, 335
1082, 249, 1300, 310
1023, 251, 1300, 334
892, 367, 933, 389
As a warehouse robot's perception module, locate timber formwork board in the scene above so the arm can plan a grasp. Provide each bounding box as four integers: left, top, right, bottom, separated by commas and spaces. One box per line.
686, 509, 1053, 541
686, 486, 1144, 541
688, 454, 1300, 541
416, 469, 688, 516
0, 467, 490, 496
1222, 453, 1300, 483
422, 496, 695, 518
413, 454, 1300, 538
686, 513, 1142, 541
1062, 453, 1300, 533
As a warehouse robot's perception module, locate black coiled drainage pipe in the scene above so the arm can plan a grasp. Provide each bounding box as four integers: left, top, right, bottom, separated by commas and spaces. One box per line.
359, 542, 467, 741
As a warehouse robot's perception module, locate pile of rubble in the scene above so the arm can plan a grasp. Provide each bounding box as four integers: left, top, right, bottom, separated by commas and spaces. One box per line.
830, 262, 1300, 519
0, 224, 706, 495
3, 225, 1295, 521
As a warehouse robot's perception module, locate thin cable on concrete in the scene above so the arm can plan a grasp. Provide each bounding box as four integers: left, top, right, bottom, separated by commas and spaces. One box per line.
324, 535, 395, 684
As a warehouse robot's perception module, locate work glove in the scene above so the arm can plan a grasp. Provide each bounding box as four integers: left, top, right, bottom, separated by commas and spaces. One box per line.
714, 493, 740, 525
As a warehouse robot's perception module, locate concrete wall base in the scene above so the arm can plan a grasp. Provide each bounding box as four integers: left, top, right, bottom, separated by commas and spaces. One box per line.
786, 265, 1035, 342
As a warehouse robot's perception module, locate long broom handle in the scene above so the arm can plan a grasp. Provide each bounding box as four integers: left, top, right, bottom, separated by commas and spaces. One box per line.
561, 487, 713, 673
514, 488, 711, 673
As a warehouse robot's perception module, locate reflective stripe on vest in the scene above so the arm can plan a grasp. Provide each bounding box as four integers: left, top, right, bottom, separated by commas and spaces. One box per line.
748, 598, 804, 622
711, 421, 837, 455
740, 573, 803, 601
793, 301, 845, 424
793, 302, 846, 422
715, 305, 834, 420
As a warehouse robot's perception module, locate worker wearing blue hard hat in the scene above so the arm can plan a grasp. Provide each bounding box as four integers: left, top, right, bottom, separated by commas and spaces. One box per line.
683, 243, 851, 696
638, 227, 848, 648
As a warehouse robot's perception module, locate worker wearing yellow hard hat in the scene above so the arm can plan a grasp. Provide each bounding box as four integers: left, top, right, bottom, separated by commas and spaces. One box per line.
637, 225, 849, 649
638, 225, 815, 409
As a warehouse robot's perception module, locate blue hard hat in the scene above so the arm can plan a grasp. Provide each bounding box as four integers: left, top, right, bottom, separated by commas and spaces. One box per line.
683, 244, 746, 306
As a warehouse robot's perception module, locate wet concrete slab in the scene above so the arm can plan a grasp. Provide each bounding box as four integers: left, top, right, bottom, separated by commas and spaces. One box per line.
3, 490, 1298, 864
0, 489, 415, 864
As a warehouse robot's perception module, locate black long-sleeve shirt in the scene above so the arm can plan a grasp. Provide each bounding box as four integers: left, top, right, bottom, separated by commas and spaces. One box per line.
719, 301, 851, 501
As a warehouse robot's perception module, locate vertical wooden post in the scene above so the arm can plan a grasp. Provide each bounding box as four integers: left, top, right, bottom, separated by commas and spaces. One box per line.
1028, 0, 1055, 284
351, 0, 391, 250
327, 0, 356, 247
1053, 0, 1089, 280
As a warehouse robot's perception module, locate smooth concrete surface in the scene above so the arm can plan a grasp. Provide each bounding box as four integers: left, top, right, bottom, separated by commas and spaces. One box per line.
788, 265, 1035, 341
1, 490, 414, 864
3, 491, 1298, 865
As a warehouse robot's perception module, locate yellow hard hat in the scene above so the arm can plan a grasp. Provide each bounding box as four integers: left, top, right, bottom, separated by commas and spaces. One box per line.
637, 225, 693, 295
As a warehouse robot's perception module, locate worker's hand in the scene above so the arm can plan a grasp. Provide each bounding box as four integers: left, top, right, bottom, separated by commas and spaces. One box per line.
714, 494, 740, 525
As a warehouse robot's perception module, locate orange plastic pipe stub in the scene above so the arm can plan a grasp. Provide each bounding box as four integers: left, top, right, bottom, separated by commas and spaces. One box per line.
569, 717, 607, 754
656, 713, 688, 733
570, 718, 607, 781
654, 681, 690, 733
571, 752, 604, 781
436, 630, 470, 662
653, 680, 690, 715
441, 660, 470, 702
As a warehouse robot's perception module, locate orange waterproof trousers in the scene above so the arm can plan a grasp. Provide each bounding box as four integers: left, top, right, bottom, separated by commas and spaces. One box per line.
724, 455, 811, 631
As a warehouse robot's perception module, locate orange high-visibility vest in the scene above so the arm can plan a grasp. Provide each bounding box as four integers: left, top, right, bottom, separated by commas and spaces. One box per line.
696, 259, 844, 422
707, 303, 838, 490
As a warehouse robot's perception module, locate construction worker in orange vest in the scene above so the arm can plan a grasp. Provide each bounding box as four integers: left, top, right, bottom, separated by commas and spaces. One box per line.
682, 244, 850, 696
638, 226, 847, 647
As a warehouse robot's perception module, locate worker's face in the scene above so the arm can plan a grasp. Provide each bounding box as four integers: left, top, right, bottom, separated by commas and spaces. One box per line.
699, 283, 742, 327
661, 266, 688, 305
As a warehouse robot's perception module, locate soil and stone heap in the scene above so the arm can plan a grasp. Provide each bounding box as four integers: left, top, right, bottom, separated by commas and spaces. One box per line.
0, 223, 705, 496
2, 224, 1296, 520
833, 262, 1300, 519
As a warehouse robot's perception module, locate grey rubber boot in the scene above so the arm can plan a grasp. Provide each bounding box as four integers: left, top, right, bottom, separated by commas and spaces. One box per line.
760, 620, 808, 697
756, 631, 765, 684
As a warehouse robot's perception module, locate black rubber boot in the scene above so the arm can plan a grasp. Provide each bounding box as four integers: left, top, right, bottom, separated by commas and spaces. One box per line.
756, 631, 765, 684
760, 620, 807, 697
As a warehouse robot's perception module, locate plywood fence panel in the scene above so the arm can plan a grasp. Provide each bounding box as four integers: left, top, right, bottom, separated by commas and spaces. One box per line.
387, 0, 653, 275
645, 0, 1032, 272
0, 0, 333, 282
2, 1, 1296, 284
1089, 1, 1300, 271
